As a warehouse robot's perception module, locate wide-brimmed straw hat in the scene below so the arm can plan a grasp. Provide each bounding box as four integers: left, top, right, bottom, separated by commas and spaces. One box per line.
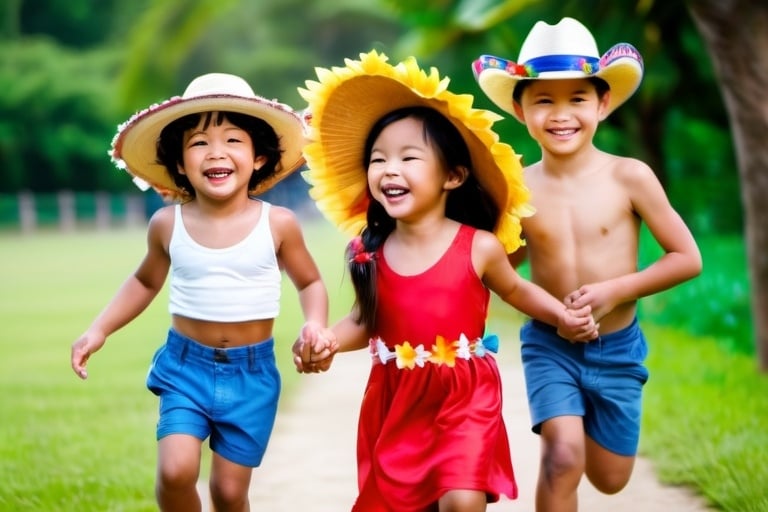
111, 73, 306, 200
298, 50, 532, 253
473, 17, 644, 122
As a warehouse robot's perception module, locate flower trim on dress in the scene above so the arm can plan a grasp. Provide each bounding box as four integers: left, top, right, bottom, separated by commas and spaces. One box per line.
369, 333, 499, 370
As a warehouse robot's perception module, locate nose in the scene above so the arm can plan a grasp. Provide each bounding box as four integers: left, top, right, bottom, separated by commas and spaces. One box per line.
550, 102, 571, 122
205, 141, 226, 159
383, 161, 401, 177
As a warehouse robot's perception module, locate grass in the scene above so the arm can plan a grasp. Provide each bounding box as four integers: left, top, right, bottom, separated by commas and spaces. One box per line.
0, 219, 352, 511
641, 325, 768, 512
0, 222, 764, 511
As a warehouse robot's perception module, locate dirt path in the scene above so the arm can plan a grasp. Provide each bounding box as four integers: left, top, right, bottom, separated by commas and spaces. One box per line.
199, 346, 713, 511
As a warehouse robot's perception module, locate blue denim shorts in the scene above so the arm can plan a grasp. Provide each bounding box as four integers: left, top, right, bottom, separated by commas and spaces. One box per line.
146, 328, 281, 467
519, 318, 649, 456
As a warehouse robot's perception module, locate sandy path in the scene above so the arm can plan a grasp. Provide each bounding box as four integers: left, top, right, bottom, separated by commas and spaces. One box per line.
199, 347, 713, 511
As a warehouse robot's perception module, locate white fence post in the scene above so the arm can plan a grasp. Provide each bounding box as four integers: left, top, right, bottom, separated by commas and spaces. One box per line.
124, 194, 145, 226
18, 191, 36, 233
57, 190, 76, 231
95, 191, 111, 229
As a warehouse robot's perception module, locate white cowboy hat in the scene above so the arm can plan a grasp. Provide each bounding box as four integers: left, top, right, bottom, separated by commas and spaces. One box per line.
473, 17, 644, 122
111, 73, 306, 199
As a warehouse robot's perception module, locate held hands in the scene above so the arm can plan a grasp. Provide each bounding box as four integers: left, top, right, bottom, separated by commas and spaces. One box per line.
556, 304, 600, 343
292, 321, 338, 374
564, 282, 617, 326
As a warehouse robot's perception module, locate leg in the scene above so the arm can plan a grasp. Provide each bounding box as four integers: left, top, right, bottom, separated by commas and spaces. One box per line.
584, 435, 636, 494
438, 489, 487, 512
535, 416, 585, 512
208, 451, 253, 512
156, 434, 203, 512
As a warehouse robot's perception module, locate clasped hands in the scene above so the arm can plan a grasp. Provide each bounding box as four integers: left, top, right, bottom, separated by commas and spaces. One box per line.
292, 321, 338, 374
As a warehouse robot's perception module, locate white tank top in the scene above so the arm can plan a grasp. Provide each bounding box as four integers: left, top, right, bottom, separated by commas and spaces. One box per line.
168, 201, 281, 322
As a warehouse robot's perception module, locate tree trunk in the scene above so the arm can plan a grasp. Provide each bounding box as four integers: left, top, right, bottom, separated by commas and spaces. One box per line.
687, 1, 768, 371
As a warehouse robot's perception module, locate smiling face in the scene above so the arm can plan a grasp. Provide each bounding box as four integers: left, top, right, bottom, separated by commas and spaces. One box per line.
515, 78, 610, 157
178, 113, 266, 200
366, 115, 461, 225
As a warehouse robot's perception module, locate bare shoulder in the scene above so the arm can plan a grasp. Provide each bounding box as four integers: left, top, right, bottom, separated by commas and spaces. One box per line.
471, 228, 506, 260
611, 155, 657, 185
267, 203, 302, 239
146, 204, 175, 250
147, 204, 175, 234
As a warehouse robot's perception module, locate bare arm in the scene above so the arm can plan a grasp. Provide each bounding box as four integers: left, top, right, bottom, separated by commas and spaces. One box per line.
273, 206, 329, 329
567, 161, 702, 318
71, 208, 172, 379
475, 230, 597, 341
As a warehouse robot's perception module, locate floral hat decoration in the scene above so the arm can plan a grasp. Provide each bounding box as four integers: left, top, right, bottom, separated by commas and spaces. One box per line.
473, 17, 644, 122
299, 50, 532, 254
111, 73, 306, 201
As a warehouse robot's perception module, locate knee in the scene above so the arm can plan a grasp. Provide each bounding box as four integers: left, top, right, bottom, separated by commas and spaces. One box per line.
586, 470, 631, 495
156, 460, 199, 492
541, 440, 584, 482
209, 477, 249, 511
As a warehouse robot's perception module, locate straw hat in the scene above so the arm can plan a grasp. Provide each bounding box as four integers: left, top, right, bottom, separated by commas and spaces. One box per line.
298, 50, 532, 253
111, 73, 306, 200
473, 17, 644, 122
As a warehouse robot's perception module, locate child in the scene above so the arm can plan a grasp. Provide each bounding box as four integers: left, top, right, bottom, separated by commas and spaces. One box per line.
70, 73, 333, 512
293, 50, 597, 512
473, 18, 703, 512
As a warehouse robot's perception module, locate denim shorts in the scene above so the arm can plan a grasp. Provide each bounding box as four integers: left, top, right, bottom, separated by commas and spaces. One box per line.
519, 318, 649, 456
146, 328, 281, 467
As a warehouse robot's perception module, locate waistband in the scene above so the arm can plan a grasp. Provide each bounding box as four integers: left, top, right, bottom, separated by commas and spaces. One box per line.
370, 333, 498, 370
166, 328, 274, 364
528, 316, 640, 344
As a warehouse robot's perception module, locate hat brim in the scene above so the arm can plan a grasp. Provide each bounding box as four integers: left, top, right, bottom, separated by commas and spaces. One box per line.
301, 51, 532, 253
112, 95, 306, 198
476, 54, 643, 123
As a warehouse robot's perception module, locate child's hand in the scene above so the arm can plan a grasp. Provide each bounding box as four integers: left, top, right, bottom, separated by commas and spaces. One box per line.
71, 331, 106, 380
292, 322, 338, 373
556, 304, 599, 343
564, 282, 617, 324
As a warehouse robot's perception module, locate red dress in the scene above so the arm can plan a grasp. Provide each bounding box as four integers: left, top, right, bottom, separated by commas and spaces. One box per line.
352, 224, 517, 512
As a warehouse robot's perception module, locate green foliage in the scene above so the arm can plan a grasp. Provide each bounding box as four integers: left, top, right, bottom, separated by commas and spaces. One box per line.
640, 229, 752, 354
0, 39, 122, 192
642, 325, 768, 512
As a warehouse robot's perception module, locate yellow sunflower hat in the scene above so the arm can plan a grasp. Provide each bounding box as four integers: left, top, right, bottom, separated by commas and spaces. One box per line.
299, 50, 532, 253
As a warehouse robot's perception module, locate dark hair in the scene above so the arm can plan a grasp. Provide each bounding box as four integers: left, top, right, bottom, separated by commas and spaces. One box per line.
512, 76, 610, 105
156, 111, 282, 197
348, 106, 499, 328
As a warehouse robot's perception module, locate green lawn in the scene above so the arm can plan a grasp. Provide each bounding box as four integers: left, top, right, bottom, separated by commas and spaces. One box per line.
1, 223, 765, 511
0, 219, 352, 511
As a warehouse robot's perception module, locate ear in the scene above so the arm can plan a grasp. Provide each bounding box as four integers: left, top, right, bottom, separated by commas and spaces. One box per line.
597, 90, 611, 121
253, 155, 268, 170
444, 165, 469, 190
513, 101, 525, 122
177, 163, 186, 176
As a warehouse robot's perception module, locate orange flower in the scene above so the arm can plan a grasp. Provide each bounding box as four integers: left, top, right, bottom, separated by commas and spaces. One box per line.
429, 335, 458, 367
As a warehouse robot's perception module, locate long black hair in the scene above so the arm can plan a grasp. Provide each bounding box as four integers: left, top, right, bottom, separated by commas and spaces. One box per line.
348, 106, 499, 328
156, 111, 282, 197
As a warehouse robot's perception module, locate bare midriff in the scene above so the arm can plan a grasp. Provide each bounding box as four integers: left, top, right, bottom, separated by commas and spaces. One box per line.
172, 315, 275, 347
